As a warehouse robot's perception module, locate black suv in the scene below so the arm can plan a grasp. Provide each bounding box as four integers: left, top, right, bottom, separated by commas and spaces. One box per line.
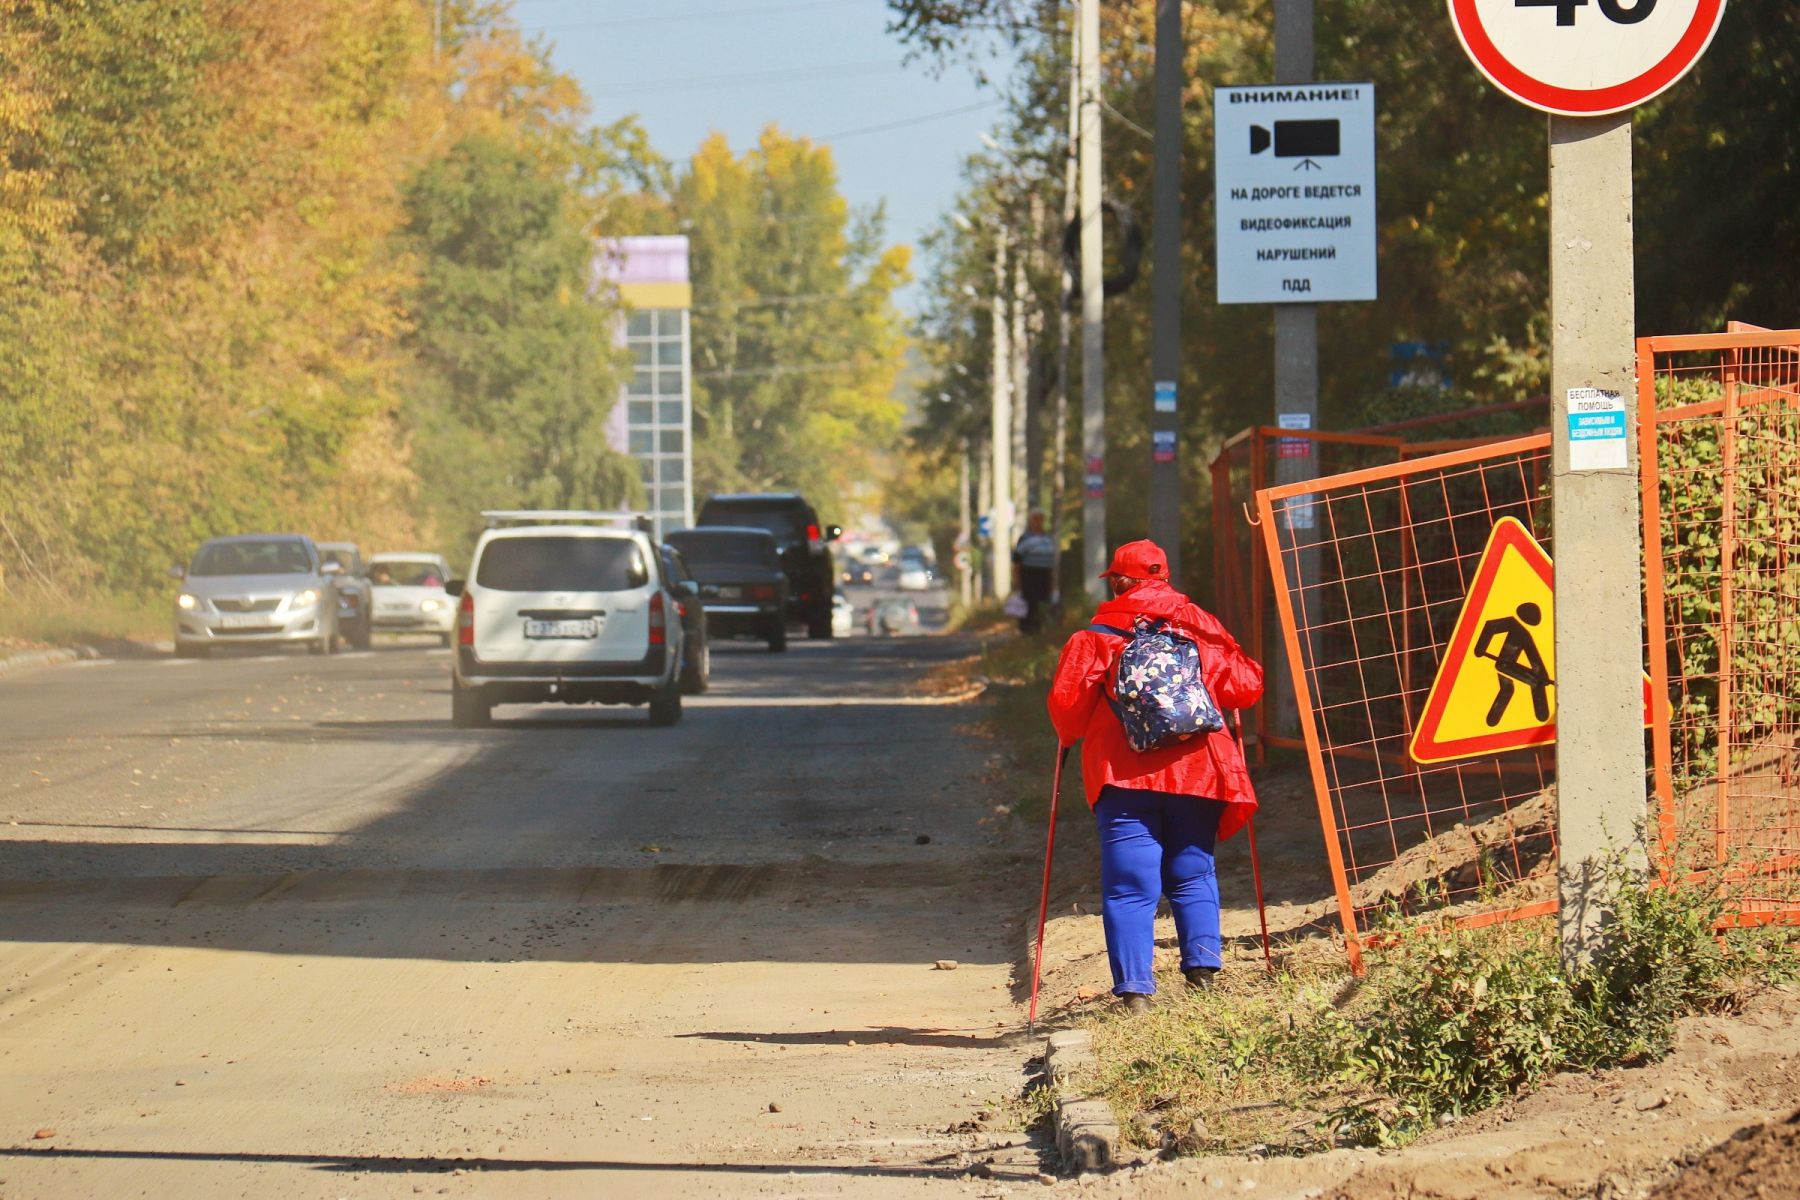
694, 492, 840, 638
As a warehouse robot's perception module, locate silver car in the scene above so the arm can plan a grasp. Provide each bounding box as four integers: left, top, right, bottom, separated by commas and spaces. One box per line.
171, 534, 342, 658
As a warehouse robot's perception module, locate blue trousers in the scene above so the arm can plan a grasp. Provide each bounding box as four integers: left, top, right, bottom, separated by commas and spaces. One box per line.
1095, 785, 1225, 995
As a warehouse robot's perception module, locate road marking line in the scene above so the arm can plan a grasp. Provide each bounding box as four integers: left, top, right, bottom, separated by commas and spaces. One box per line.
161, 659, 198, 667
69, 659, 117, 668
339, 651, 374, 658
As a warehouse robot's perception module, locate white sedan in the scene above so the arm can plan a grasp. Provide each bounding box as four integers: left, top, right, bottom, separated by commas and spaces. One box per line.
367, 552, 456, 644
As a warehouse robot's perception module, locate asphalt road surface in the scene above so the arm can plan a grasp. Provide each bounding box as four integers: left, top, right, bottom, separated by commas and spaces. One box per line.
0, 624, 1047, 1198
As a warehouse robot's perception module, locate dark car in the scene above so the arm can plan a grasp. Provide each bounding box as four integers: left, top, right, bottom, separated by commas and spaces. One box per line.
694, 493, 840, 639
659, 544, 710, 693
665, 527, 790, 652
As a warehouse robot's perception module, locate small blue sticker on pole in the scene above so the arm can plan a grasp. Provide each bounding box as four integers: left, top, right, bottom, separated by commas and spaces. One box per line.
1566, 387, 1627, 470
1154, 380, 1177, 414
1152, 430, 1177, 463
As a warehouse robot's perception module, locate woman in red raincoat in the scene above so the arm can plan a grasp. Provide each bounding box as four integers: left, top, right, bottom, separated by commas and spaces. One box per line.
1046, 539, 1264, 1012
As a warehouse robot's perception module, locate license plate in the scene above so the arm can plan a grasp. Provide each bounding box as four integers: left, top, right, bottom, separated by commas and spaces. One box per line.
218, 614, 272, 629
525, 618, 598, 639
714, 586, 742, 600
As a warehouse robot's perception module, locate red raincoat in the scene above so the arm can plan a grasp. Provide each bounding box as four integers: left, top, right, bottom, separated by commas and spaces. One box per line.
1047, 580, 1264, 839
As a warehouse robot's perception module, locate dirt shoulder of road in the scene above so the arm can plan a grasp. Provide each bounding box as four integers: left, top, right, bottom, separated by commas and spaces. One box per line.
961, 623, 1800, 1198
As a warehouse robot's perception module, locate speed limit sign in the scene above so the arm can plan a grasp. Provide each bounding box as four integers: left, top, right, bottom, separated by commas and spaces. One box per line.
1449, 0, 1725, 115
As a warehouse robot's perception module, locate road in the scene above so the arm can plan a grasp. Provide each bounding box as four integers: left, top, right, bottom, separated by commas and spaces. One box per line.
0, 619, 1049, 1198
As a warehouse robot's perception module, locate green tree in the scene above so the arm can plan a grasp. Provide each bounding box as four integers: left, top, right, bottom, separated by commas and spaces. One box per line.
676, 127, 911, 519
403, 133, 638, 555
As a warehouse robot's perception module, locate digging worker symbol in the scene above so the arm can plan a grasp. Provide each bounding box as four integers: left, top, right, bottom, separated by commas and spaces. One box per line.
1473, 601, 1553, 727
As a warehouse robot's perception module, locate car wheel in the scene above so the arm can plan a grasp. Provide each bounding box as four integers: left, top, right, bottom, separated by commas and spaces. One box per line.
353, 617, 372, 651
681, 641, 710, 695
648, 684, 683, 727
311, 631, 333, 656
767, 624, 788, 653
451, 682, 491, 728
808, 614, 833, 639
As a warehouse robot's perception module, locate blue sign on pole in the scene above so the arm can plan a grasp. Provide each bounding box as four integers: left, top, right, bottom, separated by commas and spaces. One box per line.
976, 514, 991, 539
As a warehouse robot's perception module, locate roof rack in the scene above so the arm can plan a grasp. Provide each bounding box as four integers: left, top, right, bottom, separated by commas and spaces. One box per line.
481, 510, 654, 533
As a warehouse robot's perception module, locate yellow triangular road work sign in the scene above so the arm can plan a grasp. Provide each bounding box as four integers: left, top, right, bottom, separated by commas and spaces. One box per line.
1408, 516, 1651, 765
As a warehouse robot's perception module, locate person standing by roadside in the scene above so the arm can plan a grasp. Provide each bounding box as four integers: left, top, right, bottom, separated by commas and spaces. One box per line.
1046, 539, 1264, 1013
1011, 510, 1058, 634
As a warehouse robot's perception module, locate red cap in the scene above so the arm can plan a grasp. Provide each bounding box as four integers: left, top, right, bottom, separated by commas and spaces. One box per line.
1099, 539, 1169, 580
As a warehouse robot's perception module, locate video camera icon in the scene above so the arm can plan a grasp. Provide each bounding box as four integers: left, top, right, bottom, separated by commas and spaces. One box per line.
1249, 119, 1339, 170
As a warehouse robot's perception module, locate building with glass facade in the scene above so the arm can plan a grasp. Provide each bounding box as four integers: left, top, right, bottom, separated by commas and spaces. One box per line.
599, 236, 693, 538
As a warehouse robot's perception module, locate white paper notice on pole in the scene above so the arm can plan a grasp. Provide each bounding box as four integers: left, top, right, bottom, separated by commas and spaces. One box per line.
1214, 83, 1377, 305
1566, 387, 1628, 471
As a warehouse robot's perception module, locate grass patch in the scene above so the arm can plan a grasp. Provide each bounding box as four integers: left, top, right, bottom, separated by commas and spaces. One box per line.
0, 587, 168, 650
1077, 871, 1800, 1156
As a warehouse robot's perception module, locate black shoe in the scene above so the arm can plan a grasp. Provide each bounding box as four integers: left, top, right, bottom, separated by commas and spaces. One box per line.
1184, 967, 1219, 990
1120, 993, 1153, 1016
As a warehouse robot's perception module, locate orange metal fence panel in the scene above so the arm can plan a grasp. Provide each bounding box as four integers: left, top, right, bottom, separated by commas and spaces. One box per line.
1253, 436, 1557, 967
1209, 428, 1405, 763
1249, 326, 1800, 966
1641, 329, 1800, 927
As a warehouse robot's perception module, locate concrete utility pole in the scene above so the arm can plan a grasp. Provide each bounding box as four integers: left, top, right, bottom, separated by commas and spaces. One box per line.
1051, 21, 1080, 600
1077, 0, 1107, 599
958, 438, 974, 611
977, 447, 993, 598
991, 234, 1015, 601
1011, 235, 1031, 527
1549, 113, 1646, 968
1271, 0, 1317, 737
1148, 0, 1183, 582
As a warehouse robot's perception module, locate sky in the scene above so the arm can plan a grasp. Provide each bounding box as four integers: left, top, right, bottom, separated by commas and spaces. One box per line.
512, 0, 1016, 313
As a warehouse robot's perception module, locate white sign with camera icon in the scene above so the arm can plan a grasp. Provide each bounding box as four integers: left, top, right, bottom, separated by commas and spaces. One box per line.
1214, 83, 1377, 305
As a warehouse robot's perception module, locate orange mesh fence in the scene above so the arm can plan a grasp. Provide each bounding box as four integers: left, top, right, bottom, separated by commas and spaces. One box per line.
1249, 325, 1800, 966
1209, 428, 1406, 763
1642, 328, 1800, 926
1253, 436, 1556, 967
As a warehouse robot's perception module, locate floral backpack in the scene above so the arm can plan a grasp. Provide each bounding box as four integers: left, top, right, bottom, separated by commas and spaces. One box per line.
1087, 616, 1225, 752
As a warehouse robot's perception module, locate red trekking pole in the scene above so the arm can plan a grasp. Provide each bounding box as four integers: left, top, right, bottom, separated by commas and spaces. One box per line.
1235, 711, 1273, 971
1027, 745, 1071, 1033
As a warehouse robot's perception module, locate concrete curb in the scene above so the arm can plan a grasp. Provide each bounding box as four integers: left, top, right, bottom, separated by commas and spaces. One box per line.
1044, 1030, 1121, 1174
0, 646, 95, 678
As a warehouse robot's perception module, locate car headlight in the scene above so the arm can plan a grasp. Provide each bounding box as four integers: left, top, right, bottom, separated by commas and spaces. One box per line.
291, 588, 319, 609
420, 598, 442, 613
177, 593, 198, 611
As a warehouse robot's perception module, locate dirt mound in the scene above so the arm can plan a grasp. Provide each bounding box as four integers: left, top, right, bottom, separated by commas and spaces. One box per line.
1349, 787, 1555, 915
1650, 1108, 1800, 1199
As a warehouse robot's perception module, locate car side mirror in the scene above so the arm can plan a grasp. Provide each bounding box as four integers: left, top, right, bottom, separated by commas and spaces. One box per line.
444, 579, 464, 597
320, 561, 343, 576
167, 565, 185, 580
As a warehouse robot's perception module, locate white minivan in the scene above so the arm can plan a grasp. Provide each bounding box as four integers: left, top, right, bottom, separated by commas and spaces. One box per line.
446, 512, 691, 728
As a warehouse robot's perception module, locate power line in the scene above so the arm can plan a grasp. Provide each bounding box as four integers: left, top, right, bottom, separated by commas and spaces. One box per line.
583, 60, 899, 99
524, 0, 858, 29
816, 99, 1002, 144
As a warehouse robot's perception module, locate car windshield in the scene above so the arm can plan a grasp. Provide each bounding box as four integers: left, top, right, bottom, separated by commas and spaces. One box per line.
475, 537, 645, 592
667, 531, 779, 568
369, 560, 444, 587
319, 548, 358, 572
698, 504, 808, 542
190, 540, 313, 576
